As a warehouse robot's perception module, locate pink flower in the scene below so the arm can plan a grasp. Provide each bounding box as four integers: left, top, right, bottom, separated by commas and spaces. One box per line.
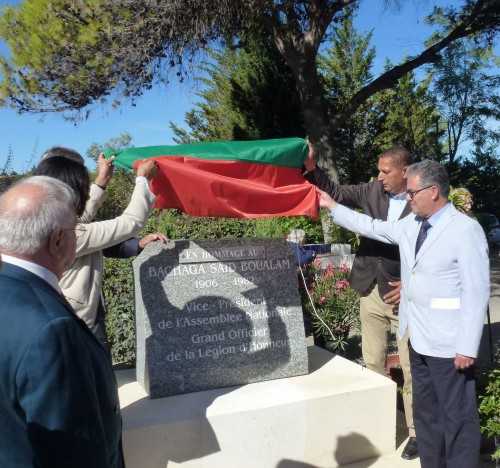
335, 279, 349, 290
339, 263, 349, 273
323, 268, 334, 279
319, 296, 326, 304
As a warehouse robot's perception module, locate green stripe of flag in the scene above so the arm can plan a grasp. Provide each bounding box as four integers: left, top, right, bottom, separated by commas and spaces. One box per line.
105, 137, 308, 170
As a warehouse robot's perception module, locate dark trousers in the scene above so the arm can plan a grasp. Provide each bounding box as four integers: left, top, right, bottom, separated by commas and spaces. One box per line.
409, 344, 480, 468
91, 297, 112, 360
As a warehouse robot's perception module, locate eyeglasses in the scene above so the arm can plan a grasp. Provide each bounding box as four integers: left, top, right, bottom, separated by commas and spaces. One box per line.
406, 185, 434, 200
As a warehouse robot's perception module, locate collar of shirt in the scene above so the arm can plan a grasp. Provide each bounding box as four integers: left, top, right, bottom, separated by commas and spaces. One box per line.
389, 191, 407, 201
426, 202, 451, 228
1, 254, 62, 294
387, 191, 407, 222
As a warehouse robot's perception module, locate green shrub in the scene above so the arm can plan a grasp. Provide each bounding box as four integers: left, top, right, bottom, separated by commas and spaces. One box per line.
254, 215, 323, 243
328, 222, 360, 251
95, 169, 135, 221
147, 209, 257, 240
103, 257, 136, 366
479, 367, 500, 462
143, 209, 323, 242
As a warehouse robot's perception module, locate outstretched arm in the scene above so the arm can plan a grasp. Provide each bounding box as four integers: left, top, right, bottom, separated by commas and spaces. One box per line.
318, 190, 402, 245
304, 142, 373, 209
75, 160, 158, 257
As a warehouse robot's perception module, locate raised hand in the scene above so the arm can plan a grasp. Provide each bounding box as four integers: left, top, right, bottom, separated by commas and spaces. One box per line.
136, 159, 158, 180
304, 140, 317, 172
95, 153, 114, 188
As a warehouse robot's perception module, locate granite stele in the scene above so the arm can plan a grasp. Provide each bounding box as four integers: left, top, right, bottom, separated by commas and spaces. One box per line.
133, 238, 309, 398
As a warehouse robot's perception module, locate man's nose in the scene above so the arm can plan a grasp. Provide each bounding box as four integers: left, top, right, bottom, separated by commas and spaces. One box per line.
377, 172, 384, 180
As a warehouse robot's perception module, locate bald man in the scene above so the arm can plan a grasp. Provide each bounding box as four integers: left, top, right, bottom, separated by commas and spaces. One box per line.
0, 176, 124, 468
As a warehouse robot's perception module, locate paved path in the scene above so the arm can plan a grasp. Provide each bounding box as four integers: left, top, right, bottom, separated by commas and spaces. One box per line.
478, 255, 500, 368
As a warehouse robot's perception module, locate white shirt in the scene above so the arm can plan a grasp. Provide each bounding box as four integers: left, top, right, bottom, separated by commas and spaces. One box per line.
1, 254, 62, 294
426, 202, 451, 230
387, 192, 407, 222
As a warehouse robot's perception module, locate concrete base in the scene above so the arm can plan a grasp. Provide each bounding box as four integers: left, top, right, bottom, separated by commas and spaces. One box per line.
117, 346, 396, 468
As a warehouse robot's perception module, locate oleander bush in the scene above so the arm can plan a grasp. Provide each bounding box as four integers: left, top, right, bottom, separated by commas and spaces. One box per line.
300, 259, 360, 353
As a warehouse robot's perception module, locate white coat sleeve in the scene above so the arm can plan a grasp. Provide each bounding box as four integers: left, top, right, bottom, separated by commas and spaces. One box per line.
74, 177, 155, 257
331, 204, 403, 245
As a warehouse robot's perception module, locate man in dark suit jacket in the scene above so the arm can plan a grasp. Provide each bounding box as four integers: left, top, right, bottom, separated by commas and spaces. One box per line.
0, 176, 124, 468
304, 145, 418, 460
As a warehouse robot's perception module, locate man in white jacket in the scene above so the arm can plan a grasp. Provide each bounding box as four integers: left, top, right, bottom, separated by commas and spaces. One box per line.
318, 160, 489, 468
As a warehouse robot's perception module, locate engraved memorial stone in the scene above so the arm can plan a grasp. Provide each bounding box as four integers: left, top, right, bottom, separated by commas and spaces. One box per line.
133, 239, 308, 398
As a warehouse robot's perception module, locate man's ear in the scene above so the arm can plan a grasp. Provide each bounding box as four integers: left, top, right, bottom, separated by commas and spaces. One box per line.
47, 229, 64, 258
432, 186, 440, 201
402, 166, 408, 176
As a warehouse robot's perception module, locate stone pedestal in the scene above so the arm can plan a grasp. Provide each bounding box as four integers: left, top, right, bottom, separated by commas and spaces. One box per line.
117, 346, 396, 468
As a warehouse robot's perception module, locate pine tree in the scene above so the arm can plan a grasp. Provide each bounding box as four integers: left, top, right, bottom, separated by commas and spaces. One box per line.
170, 34, 304, 142
318, 12, 381, 183
373, 65, 443, 162
1, 145, 14, 175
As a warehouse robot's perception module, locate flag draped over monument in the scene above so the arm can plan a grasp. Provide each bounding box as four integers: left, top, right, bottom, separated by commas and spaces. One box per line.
106, 138, 318, 219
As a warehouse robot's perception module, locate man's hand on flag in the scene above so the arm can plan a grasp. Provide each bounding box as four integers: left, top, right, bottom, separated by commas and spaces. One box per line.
304, 140, 317, 173
317, 189, 337, 210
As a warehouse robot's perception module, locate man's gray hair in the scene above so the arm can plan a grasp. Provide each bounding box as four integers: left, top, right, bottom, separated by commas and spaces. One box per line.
406, 159, 450, 198
0, 176, 76, 255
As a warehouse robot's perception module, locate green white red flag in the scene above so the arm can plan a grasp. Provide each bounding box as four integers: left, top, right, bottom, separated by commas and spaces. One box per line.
105, 137, 318, 219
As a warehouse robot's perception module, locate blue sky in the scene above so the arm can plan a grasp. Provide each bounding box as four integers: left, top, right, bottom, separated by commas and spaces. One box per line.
0, 0, 491, 172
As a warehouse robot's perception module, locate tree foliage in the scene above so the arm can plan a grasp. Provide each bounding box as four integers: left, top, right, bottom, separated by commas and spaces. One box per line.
1, 0, 498, 177
86, 132, 132, 162
170, 33, 304, 143
431, 39, 500, 163
318, 11, 381, 182
373, 67, 442, 162
173, 11, 445, 184
1, 145, 14, 175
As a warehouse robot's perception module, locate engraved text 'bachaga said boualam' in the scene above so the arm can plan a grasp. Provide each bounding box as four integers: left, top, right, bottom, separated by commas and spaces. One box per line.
133, 238, 309, 398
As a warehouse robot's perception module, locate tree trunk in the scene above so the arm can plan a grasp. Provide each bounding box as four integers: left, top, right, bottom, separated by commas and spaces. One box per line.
288, 53, 340, 183
290, 56, 341, 241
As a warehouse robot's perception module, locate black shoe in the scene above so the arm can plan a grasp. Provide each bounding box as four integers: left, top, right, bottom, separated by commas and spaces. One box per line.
401, 437, 419, 460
